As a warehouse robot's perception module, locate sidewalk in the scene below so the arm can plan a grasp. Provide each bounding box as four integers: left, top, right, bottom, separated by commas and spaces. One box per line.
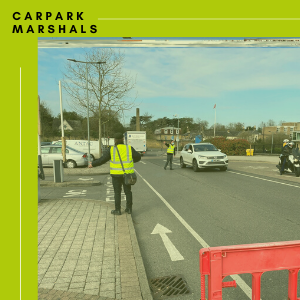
227, 155, 279, 163
40, 165, 110, 187
38, 198, 153, 300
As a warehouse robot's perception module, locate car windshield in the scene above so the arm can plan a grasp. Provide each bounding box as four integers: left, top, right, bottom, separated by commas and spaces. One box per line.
193, 144, 218, 152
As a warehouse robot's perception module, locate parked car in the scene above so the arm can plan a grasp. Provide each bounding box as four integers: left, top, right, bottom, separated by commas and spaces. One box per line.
40, 145, 88, 168
179, 143, 228, 172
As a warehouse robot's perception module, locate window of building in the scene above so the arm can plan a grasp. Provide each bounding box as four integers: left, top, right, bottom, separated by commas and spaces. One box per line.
164, 129, 168, 134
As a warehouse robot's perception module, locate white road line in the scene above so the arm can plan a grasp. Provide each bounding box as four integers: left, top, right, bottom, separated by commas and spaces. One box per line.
228, 171, 300, 188
63, 190, 87, 197
135, 169, 257, 299
105, 177, 125, 202
140, 161, 146, 164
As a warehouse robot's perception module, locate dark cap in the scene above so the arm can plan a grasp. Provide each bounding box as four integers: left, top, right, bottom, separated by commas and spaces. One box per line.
114, 132, 123, 139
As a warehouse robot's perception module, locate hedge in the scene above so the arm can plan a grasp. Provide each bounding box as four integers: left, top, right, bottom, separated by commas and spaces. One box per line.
205, 137, 250, 156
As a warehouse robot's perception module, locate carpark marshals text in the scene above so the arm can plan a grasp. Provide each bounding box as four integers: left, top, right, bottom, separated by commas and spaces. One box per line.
12, 12, 97, 33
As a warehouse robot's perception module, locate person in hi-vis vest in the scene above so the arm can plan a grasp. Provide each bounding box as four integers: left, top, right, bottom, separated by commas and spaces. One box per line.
164, 140, 176, 170
88, 132, 141, 215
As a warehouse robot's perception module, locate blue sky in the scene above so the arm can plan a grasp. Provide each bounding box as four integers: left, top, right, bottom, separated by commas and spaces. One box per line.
38, 40, 300, 129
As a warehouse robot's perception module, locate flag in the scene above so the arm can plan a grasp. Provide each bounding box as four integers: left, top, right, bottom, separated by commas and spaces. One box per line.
213, 104, 216, 109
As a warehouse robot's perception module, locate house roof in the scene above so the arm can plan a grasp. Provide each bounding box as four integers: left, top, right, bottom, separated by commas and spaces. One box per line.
52, 119, 82, 131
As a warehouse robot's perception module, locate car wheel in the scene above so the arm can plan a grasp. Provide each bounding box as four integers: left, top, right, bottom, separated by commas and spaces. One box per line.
180, 157, 186, 168
192, 159, 199, 172
66, 160, 76, 168
220, 167, 227, 171
295, 167, 300, 177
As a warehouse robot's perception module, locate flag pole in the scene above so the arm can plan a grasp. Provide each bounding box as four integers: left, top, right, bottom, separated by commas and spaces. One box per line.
214, 104, 216, 138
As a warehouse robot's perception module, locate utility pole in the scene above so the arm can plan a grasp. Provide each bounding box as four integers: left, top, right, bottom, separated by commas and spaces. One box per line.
59, 81, 66, 164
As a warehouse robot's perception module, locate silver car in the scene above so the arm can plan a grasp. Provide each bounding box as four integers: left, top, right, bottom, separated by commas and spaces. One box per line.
180, 143, 229, 172
40, 145, 88, 168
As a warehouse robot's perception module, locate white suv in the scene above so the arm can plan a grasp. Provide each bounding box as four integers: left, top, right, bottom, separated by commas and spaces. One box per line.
180, 143, 228, 172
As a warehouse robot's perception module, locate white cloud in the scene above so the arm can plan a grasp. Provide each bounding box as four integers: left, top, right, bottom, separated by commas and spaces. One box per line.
122, 48, 300, 99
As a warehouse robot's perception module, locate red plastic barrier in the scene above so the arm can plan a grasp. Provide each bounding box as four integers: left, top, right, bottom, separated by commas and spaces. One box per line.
199, 240, 300, 300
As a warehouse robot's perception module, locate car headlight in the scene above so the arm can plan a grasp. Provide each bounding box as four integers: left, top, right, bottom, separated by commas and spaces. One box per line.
198, 155, 206, 159
223, 155, 227, 159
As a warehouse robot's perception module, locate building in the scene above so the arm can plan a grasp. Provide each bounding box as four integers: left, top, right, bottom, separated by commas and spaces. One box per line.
154, 127, 181, 141
263, 122, 300, 147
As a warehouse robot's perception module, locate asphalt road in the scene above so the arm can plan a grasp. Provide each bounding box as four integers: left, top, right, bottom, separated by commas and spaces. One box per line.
40, 153, 300, 300
132, 153, 300, 300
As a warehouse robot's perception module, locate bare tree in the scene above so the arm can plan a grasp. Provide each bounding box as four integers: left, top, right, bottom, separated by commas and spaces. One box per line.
227, 122, 245, 131
195, 118, 209, 132
62, 48, 137, 155
266, 119, 276, 126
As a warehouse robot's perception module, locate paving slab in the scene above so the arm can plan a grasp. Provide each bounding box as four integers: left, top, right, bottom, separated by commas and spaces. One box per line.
38, 198, 153, 300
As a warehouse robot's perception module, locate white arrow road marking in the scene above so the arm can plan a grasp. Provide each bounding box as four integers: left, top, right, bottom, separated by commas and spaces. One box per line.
135, 170, 259, 299
78, 178, 94, 181
63, 190, 87, 197
151, 223, 184, 261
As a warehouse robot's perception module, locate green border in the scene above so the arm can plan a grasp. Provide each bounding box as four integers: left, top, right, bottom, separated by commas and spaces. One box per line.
2, 1, 300, 299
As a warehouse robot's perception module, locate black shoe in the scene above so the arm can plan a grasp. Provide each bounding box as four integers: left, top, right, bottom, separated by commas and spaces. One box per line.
280, 171, 283, 175
111, 210, 121, 215
125, 208, 132, 214
170, 168, 174, 170
164, 167, 166, 170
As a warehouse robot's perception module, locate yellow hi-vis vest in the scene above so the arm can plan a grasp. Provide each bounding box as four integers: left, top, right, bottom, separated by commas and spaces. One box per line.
110, 145, 134, 175
167, 144, 175, 154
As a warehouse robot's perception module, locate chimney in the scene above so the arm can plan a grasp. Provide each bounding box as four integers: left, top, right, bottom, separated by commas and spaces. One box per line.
136, 108, 140, 131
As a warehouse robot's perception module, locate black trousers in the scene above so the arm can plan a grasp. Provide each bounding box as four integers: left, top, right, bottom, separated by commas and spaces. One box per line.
280, 156, 288, 172
112, 176, 132, 210
164, 154, 174, 169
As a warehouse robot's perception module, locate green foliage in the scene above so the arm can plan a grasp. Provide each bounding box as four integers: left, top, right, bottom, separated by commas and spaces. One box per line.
57, 110, 84, 121
205, 137, 250, 156
40, 101, 54, 137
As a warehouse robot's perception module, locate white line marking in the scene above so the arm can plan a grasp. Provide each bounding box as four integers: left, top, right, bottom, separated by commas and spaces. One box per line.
151, 224, 184, 261
63, 190, 87, 197
228, 171, 300, 188
140, 161, 146, 164
135, 169, 257, 299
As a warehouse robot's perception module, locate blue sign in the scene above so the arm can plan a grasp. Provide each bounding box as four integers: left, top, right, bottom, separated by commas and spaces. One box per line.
195, 135, 202, 143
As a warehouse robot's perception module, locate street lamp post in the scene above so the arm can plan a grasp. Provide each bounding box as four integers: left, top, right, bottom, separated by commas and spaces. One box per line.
67, 59, 105, 163
269, 131, 274, 154
174, 114, 179, 154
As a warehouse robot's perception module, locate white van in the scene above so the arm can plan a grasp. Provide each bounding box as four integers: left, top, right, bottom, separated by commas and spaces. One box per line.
124, 131, 146, 155
52, 138, 115, 159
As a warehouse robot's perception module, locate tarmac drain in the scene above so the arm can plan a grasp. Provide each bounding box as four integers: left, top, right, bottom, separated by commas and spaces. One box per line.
149, 275, 191, 299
